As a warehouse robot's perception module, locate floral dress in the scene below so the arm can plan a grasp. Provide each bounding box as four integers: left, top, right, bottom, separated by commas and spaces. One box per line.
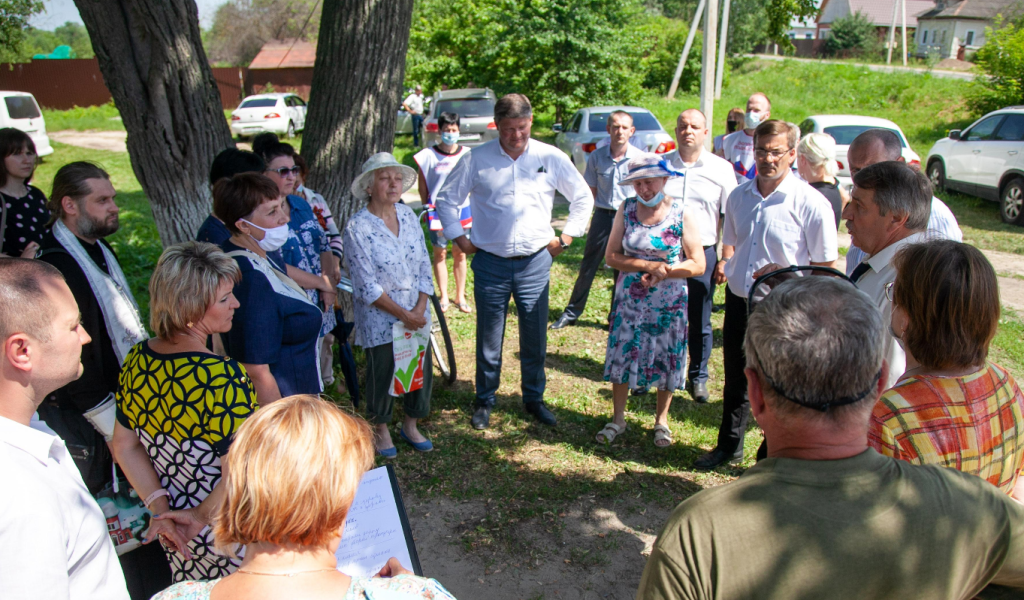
604, 197, 689, 391
151, 573, 458, 599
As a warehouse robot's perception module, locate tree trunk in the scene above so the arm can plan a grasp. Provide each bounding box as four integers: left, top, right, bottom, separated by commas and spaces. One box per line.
74, 0, 235, 246
301, 0, 414, 227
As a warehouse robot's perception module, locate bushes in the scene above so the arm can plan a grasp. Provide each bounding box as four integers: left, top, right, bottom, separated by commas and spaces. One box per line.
822, 11, 881, 58
968, 19, 1024, 116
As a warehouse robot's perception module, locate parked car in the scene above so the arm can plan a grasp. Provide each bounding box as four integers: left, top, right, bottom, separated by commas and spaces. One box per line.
798, 115, 920, 189
420, 88, 497, 148
0, 91, 53, 156
554, 106, 675, 173
926, 107, 1024, 225
230, 93, 307, 140
396, 93, 431, 135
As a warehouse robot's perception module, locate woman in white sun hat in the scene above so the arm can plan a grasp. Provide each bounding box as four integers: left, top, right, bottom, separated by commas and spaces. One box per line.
597, 154, 705, 448
342, 152, 436, 458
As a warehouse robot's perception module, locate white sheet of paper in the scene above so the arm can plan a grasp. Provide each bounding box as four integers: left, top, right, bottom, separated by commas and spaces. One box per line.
335, 466, 415, 577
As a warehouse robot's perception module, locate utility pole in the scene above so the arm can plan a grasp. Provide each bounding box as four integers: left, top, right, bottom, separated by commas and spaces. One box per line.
886, 0, 898, 64
667, 0, 706, 99
901, 0, 908, 65
700, 0, 718, 151
715, 0, 731, 100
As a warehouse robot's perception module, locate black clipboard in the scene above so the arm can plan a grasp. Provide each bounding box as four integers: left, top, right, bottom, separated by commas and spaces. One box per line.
385, 464, 423, 576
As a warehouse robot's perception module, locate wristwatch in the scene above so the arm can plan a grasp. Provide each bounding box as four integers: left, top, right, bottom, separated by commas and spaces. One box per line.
558, 235, 571, 249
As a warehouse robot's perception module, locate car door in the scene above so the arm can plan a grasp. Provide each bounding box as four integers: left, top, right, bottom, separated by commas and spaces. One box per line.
978, 114, 1024, 200
292, 96, 307, 130
948, 115, 1004, 191
568, 111, 587, 171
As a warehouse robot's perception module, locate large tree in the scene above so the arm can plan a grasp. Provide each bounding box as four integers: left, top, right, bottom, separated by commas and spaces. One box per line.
301, 0, 414, 224
205, 0, 322, 67
74, 0, 235, 246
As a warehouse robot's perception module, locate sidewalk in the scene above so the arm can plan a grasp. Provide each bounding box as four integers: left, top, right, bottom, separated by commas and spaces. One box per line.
747, 54, 977, 81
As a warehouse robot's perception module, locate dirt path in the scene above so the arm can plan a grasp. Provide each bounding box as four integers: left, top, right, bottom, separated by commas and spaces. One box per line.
50, 130, 128, 153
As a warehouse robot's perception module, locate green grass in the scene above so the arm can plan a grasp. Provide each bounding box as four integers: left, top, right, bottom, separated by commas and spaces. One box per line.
43, 102, 125, 132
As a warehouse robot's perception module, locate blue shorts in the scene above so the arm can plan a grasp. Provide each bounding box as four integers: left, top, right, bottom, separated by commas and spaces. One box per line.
429, 229, 470, 248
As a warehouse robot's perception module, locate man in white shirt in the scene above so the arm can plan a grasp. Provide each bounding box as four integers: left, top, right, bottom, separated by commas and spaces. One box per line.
0, 258, 130, 600
402, 85, 426, 147
662, 109, 737, 403
719, 92, 771, 183
551, 110, 643, 330
435, 93, 594, 430
844, 129, 962, 274
694, 120, 839, 469
843, 161, 932, 388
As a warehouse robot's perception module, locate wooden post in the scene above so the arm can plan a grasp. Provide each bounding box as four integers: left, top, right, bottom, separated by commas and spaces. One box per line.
701, 0, 718, 152
715, 0, 731, 100
901, 0, 908, 65
886, 0, 898, 64
667, 0, 706, 100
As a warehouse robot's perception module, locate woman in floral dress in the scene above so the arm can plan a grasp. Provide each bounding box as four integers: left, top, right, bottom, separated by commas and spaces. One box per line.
598, 154, 706, 448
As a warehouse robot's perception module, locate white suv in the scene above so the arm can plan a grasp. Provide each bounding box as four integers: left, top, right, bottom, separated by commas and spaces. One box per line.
925, 107, 1024, 225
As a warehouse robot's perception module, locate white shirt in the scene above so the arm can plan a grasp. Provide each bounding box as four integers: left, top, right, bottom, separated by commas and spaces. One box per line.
663, 148, 738, 246
854, 231, 926, 389
0, 414, 129, 600
722, 173, 839, 298
721, 130, 757, 183
435, 138, 595, 257
414, 145, 470, 204
403, 93, 424, 115
845, 196, 963, 276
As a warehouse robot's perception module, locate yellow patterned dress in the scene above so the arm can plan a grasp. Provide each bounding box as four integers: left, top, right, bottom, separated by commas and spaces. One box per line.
116, 341, 257, 582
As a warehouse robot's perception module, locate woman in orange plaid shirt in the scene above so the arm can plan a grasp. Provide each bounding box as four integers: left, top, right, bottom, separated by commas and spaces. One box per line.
868, 240, 1024, 500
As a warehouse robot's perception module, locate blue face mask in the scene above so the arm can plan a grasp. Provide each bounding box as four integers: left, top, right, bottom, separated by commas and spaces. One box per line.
638, 190, 665, 207
441, 132, 459, 146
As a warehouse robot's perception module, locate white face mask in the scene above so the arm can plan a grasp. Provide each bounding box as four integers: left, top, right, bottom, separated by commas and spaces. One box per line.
242, 219, 290, 252
744, 110, 763, 130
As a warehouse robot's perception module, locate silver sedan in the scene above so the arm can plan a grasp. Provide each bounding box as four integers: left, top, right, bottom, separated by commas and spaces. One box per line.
554, 106, 675, 173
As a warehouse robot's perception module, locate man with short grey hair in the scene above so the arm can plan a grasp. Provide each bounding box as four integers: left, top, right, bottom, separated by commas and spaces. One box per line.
436, 93, 594, 430
845, 128, 962, 272
637, 276, 1024, 600
844, 161, 932, 387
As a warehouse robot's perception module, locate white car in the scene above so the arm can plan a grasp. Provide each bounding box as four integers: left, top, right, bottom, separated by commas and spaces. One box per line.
797, 115, 920, 189
926, 107, 1024, 225
230, 93, 307, 139
554, 106, 675, 173
0, 91, 53, 156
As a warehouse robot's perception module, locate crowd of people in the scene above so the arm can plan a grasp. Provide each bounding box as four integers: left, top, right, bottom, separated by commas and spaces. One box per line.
1, 82, 1023, 599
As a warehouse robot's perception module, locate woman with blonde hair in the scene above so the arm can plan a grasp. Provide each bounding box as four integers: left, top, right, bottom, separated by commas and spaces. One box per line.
111, 241, 257, 581
796, 132, 847, 226
151, 395, 457, 599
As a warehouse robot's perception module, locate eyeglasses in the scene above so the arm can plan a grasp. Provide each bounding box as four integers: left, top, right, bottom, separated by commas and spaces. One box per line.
754, 148, 793, 160
884, 281, 895, 303
268, 166, 301, 177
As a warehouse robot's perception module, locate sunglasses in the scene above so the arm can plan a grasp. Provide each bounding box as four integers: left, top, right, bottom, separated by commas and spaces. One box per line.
268, 166, 301, 177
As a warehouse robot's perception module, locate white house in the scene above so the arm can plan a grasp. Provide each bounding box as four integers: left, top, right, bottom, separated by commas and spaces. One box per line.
817, 0, 936, 40
914, 0, 1017, 58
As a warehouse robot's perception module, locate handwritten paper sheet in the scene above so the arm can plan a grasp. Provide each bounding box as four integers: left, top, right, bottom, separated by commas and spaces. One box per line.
335, 466, 416, 577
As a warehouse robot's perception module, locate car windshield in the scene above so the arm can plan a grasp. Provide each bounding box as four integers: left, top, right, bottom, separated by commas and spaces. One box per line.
239, 98, 279, 109
4, 96, 40, 120
435, 98, 494, 118
823, 125, 906, 147
589, 112, 662, 132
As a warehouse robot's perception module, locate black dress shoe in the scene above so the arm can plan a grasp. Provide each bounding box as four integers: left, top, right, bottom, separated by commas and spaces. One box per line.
693, 448, 744, 470
549, 313, 576, 330
471, 406, 492, 430
525, 402, 557, 426
692, 381, 710, 404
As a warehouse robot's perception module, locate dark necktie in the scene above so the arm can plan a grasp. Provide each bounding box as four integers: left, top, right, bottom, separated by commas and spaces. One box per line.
850, 262, 871, 283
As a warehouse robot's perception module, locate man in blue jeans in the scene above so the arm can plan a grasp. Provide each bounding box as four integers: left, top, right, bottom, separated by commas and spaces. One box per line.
435, 93, 594, 429
403, 85, 425, 147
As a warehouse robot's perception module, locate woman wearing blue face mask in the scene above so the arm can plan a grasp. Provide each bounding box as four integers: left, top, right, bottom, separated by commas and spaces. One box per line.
597, 154, 706, 449
213, 172, 324, 403
414, 111, 472, 314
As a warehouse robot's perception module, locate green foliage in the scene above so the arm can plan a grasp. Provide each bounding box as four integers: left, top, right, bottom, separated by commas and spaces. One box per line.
205, 0, 321, 66
822, 11, 881, 57
42, 101, 124, 132
968, 18, 1024, 116
0, 21, 94, 63
0, 0, 42, 58
639, 15, 703, 95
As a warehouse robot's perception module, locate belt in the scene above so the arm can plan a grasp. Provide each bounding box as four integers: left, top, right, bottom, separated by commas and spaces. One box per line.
595, 207, 617, 214
703, 245, 715, 250
484, 248, 544, 261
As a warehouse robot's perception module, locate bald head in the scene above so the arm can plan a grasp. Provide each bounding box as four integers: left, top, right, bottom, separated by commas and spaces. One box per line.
676, 109, 709, 155
680, 109, 706, 129
848, 129, 903, 176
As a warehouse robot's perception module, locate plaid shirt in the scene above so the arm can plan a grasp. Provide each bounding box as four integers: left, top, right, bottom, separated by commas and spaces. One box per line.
868, 362, 1024, 495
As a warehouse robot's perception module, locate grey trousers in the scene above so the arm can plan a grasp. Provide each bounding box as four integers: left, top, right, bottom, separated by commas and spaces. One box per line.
562, 207, 619, 320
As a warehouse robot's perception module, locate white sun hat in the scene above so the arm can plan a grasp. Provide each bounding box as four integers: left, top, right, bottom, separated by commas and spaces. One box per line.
618, 153, 685, 186
350, 152, 418, 201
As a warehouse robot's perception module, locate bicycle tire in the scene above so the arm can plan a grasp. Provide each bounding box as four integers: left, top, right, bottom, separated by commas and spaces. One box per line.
429, 333, 450, 382
429, 295, 457, 384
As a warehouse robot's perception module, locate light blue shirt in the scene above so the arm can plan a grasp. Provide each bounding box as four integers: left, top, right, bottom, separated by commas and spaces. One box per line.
583, 143, 645, 211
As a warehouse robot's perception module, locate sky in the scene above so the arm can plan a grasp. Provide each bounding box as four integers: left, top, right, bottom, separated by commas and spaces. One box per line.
30, 0, 226, 30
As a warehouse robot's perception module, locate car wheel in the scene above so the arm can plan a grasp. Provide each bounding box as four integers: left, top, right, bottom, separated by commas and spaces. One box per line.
286, 121, 296, 139
928, 161, 945, 192
1000, 178, 1024, 226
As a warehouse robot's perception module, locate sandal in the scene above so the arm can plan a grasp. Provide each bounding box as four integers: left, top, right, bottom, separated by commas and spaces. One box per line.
653, 424, 673, 448
596, 422, 627, 444
457, 302, 472, 314
439, 300, 450, 313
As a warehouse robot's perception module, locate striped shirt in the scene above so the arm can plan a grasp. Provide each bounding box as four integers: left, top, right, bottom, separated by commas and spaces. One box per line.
868, 362, 1024, 495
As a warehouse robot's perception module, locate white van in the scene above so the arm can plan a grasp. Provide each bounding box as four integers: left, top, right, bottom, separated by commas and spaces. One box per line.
0, 92, 54, 156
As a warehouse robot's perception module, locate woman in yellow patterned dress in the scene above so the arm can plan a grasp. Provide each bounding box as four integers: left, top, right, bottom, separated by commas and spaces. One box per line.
110, 242, 257, 582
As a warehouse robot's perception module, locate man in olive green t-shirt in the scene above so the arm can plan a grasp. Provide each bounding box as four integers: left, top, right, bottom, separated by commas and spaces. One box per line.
637, 276, 1024, 600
